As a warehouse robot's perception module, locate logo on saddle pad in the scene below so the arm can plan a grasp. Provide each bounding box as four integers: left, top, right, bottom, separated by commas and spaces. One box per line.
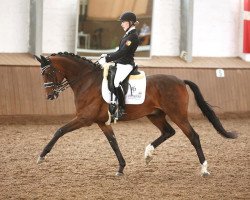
102, 64, 146, 104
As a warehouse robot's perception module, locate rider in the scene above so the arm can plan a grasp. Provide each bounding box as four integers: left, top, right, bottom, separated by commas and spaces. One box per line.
98, 11, 140, 118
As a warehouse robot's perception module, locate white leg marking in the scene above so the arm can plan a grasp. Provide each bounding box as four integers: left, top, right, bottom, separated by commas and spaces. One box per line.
201, 160, 210, 177
144, 144, 155, 165
115, 172, 124, 176
37, 156, 45, 164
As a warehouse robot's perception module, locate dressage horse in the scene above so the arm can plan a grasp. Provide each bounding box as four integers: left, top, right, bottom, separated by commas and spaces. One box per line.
35, 52, 237, 176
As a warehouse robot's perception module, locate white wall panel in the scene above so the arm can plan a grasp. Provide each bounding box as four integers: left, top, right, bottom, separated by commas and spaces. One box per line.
42, 0, 78, 53
151, 0, 181, 56
192, 0, 240, 57
0, 0, 30, 52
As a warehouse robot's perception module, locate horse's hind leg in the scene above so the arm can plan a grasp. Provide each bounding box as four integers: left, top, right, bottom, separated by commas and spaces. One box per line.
145, 110, 175, 164
159, 82, 209, 176
171, 116, 210, 176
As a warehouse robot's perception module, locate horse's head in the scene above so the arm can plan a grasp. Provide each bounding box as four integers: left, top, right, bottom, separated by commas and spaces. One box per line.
35, 55, 66, 100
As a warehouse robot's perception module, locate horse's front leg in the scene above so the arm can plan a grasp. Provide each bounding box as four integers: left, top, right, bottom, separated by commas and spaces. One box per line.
37, 117, 87, 164
98, 123, 126, 176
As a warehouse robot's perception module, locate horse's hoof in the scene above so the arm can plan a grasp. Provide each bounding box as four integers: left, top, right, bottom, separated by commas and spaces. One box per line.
201, 171, 210, 177
115, 172, 124, 176
144, 144, 154, 165
145, 156, 153, 165
201, 160, 210, 177
37, 156, 45, 164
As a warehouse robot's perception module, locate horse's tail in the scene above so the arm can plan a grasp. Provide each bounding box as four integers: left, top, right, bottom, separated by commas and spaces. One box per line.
184, 80, 237, 139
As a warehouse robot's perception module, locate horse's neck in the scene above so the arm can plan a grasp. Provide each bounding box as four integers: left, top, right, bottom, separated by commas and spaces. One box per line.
63, 61, 102, 93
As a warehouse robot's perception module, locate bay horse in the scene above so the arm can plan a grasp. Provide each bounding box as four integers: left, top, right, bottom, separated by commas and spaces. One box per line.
34, 52, 237, 176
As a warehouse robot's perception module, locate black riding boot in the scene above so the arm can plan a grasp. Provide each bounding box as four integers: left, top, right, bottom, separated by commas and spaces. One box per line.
115, 86, 125, 119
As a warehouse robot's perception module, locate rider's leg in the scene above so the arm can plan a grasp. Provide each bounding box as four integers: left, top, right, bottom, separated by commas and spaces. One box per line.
114, 64, 133, 87
114, 64, 133, 118
115, 85, 125, 117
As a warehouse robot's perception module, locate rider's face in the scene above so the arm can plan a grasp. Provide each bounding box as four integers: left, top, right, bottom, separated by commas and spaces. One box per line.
121, 21, 130, 31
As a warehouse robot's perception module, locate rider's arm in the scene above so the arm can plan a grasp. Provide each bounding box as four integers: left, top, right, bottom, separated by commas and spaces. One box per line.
106, 41, 131, 62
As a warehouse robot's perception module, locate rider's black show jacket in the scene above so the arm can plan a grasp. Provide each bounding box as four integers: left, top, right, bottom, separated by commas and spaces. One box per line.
106, 29, 139, 66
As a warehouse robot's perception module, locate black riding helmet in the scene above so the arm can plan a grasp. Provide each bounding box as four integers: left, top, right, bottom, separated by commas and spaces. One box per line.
119, 11, 137, 23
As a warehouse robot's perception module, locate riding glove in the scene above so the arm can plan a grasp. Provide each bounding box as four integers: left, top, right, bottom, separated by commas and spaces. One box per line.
98, 57, 106, 65
100, 54, 107, 58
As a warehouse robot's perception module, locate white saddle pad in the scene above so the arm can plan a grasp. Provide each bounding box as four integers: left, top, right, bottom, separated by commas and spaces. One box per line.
101, 65, 146, 105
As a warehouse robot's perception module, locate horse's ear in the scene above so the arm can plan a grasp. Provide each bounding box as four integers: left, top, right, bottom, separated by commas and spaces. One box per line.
41, 55, 48, 64
34, 55, 42, 63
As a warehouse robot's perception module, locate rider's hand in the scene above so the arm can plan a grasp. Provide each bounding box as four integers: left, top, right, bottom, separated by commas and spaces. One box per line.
98, 57, 106, 65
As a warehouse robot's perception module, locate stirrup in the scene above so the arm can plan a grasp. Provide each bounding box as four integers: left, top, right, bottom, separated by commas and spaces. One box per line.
116, 107, 125, 119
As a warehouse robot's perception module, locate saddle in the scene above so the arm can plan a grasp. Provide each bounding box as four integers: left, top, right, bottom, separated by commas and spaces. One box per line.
107, 64, 140, 95
101, 63, 146, 105
103, 64, 144, 124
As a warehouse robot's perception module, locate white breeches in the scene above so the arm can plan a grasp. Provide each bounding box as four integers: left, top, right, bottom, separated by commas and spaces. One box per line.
114, 63, 134, 87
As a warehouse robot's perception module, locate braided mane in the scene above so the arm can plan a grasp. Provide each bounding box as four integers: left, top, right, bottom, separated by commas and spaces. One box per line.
49, 52, 102, 70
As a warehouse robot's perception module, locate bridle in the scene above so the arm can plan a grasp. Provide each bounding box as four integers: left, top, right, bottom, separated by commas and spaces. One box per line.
37, 54, 102, 100
41, 61, 70, 97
